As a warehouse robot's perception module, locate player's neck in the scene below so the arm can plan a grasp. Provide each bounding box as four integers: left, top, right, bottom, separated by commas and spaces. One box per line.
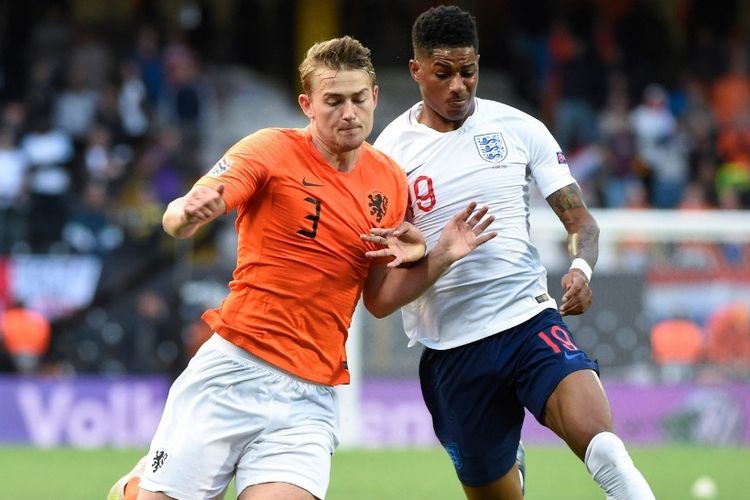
311, 135, 362, 172
417, 106, 470, 133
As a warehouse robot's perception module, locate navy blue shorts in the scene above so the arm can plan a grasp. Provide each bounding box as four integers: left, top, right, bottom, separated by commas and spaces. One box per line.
419, 308, 599, 487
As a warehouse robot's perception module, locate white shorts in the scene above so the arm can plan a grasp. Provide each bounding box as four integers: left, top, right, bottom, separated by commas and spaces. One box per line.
139, 334, 339, 500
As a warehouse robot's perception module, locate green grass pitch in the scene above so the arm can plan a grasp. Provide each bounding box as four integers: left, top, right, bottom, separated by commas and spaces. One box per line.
1, 446, 748, 499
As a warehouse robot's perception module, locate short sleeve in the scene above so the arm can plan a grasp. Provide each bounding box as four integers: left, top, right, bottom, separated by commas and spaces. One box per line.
525, 118, 576, 198
195, 129, 280, 211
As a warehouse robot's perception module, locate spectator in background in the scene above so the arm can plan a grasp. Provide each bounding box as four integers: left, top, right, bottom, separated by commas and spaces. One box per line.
160, 37, 206, 177
1, 100, 27, 137
68, 27, 113, 91
62, 181, 123, 258
0, 299, 52, 373
135, 126, 186, 205
650, 317, 704, 383
546, 14, 603, 153
710, 44, 750, 129
53, 65, 100, 144
598, 73, 637, 207
677, 74, 718, 181
0, 126, 30, 254
631, 83, 689, 208
711, 43, 750, 207
705, 302, 750, 379
25, 59, 57, 120
83, 123, 129, 187
28, 2, 71, 82
118, 59, 150, 141
132, 25, 164, 109
20, 109, 74, 252
122, 289, 181, 375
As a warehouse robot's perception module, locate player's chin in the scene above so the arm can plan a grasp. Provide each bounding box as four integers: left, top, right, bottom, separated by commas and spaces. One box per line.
337, 135, 366, 151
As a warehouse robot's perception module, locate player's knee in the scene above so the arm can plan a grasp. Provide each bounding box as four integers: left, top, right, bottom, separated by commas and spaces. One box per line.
584, 432, 655, 500
584, 431, 628, 474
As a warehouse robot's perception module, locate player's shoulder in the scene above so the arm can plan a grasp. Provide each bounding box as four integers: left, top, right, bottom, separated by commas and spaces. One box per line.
363, 141, 404, 176
374, 105, 417, 147
477, 97, 543, 125
229, 127, 305, 153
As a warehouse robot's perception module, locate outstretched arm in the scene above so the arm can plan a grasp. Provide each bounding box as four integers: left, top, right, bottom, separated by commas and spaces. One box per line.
162, 184, 227, 239
362, 202, 497, 318
547, 183, 600, 315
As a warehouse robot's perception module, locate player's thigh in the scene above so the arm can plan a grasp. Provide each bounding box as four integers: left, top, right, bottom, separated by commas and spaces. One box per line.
461, 463, 523, 500
420, 340, 524, 488
238, 482, 315, 500
140, 336, 275, 499
544, 369, 614, 459
235, 376, 338, 500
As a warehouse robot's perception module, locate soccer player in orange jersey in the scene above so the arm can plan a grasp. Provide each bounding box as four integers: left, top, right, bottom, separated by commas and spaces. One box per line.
108, 36, 496, 500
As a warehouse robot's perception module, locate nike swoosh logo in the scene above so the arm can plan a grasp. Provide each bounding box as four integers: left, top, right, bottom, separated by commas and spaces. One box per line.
563, 351, 584, 361
303, 177, 324, 187
405, 163, 426, 176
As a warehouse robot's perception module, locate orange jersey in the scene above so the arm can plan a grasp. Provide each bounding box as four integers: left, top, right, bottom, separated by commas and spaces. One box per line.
196, 128, 407, 385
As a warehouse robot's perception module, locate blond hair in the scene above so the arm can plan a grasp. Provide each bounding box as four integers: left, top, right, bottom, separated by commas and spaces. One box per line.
299, 36, 376, 94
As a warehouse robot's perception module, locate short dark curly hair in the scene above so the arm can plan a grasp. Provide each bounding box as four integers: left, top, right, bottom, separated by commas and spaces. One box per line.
411, 5, 478, 57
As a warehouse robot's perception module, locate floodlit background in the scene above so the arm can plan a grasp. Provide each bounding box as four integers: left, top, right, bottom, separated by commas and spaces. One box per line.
1, 0, 749, 498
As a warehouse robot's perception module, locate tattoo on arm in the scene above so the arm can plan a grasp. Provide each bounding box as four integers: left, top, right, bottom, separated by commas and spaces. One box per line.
547, 184, 600, 267
548, 184, 585, 213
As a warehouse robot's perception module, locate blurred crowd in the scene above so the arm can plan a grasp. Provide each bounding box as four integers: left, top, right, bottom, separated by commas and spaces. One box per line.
0, 17, 208, 257
0, 0, 749, 379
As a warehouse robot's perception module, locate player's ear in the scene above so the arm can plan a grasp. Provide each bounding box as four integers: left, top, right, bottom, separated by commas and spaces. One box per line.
372, 85, 379, 108
298, 93, 313, 119
409, 59, 420, 82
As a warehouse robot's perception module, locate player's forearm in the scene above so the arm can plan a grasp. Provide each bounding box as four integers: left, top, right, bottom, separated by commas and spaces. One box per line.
566, 216, 599, 268
363, 245, 454, 318
547, 183, 600, 267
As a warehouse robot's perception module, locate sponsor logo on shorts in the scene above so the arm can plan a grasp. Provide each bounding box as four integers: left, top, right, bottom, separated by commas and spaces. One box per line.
152, 449, 168, 473
563, 350, 584, 361
443, 443, 463, 470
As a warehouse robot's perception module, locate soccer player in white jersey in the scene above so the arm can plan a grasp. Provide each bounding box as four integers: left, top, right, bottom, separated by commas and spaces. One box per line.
373, 5, 655, 500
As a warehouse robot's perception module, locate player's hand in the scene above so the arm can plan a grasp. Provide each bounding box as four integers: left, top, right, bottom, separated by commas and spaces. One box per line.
559, 269, 592, 315
434, 202, 497, 262
361, 221, 427, 268
184, 184, 225, 224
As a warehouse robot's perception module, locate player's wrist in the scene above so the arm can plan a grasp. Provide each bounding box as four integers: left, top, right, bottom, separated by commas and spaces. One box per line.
569, 258, 592, 282
397, 243, 427, 268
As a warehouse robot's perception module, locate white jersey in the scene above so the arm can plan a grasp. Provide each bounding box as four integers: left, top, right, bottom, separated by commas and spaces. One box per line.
374, 97, 576, 349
